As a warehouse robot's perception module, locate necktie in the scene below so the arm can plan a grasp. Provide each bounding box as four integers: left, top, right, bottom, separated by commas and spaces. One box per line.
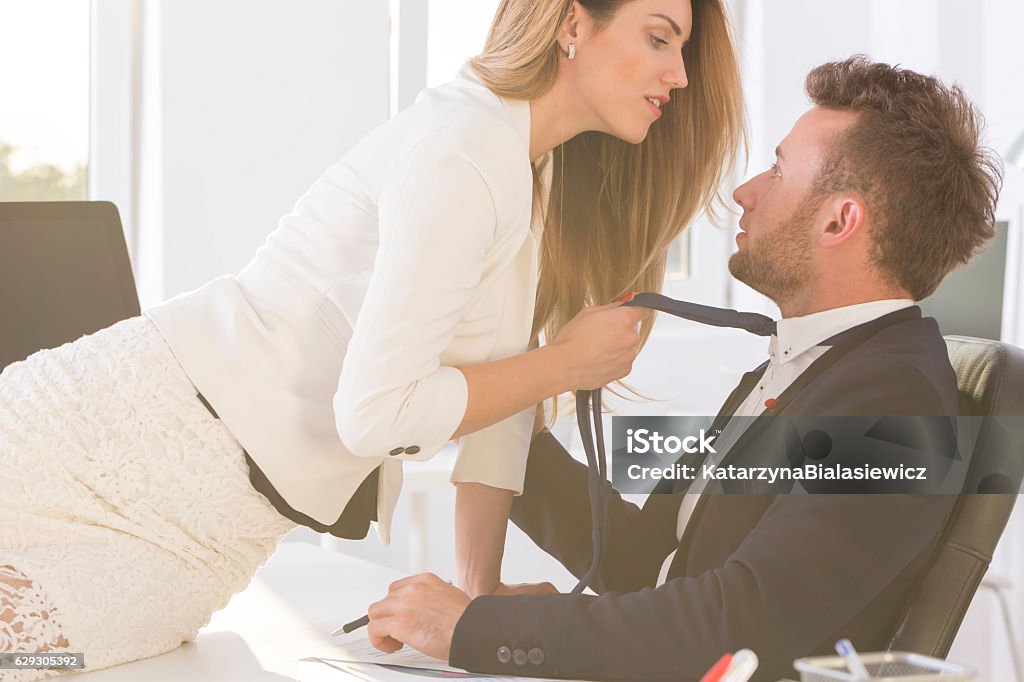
622, 292, 777, 336
571, 293, 777, 594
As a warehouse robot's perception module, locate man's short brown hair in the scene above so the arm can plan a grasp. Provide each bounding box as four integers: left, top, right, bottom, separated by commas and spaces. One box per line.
805, 56, 1002, 300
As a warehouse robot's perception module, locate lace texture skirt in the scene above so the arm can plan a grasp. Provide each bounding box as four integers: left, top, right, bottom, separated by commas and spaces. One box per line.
0, 316, 296, 680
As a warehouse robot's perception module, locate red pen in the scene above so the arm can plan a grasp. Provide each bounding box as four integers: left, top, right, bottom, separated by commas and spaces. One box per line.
699, 653, 733, 682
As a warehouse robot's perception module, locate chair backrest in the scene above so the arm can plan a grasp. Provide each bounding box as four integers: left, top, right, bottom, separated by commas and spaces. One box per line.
889, 335, 1024, 656
0, 201, 140, 372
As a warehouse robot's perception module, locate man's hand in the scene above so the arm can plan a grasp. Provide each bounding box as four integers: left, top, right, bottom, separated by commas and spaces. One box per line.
367, 573, 470, 661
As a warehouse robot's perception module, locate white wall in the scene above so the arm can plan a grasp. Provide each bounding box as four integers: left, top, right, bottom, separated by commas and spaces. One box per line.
132, 0, 390, 308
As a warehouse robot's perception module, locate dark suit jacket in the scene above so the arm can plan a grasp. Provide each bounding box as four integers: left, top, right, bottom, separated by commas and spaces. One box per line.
449, 307, 961, 682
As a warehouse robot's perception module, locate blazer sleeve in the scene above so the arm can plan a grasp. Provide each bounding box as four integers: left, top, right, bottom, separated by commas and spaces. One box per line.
508, 429, 681, 592
334, 123, 534, 492
451, 493, 955, 681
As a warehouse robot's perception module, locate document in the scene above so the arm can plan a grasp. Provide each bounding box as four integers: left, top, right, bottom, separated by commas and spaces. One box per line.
298, 636, 597, 681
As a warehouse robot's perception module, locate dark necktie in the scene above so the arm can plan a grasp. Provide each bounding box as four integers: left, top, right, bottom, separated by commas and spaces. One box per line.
571, 292, 777, 593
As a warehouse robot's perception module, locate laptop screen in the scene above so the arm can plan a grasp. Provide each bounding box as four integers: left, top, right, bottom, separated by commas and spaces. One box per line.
0, 201, 140, 371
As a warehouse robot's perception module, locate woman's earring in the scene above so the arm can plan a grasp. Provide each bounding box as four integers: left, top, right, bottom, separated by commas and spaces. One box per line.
567, 43, 576, 60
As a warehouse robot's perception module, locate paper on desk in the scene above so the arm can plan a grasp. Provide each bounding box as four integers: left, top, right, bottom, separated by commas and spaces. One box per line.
298, 636, 597, 681
301, 636, 464, 673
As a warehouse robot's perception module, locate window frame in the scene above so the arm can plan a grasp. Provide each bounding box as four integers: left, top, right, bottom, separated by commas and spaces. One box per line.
89, 0, 140, 255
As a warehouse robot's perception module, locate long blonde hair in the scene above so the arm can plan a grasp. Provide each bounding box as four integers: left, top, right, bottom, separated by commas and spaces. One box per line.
471, 0, 745, 422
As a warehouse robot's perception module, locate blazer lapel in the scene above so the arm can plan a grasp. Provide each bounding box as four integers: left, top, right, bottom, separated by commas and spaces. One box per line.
666, 307, 924, 579
655, 361, 770, 496
657, 360, 770, 576
715, 360, 770, 430
716, 306, 923, 470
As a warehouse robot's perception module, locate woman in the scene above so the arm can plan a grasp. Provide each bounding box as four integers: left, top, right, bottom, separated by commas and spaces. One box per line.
0, 0, 742, 677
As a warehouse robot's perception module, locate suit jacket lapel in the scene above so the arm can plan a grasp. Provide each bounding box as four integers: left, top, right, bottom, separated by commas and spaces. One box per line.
716, 306, 923, 470
655, 361, 770, 496
715, 360, 770, 430
666, 306, 924, 579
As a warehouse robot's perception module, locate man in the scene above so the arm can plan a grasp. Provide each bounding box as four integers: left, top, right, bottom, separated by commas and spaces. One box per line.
364, 57, 1003, 681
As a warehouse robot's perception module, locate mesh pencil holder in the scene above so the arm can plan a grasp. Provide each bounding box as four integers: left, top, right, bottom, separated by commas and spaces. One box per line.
794, 652, 974, 682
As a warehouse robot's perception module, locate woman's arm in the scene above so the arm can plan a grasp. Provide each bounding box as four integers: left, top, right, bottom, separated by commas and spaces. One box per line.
452, 401, 547, 597
451, 302, 647, 440
450, 346, 564, 440
454, 481, 514, 597
448, 305, 648, 592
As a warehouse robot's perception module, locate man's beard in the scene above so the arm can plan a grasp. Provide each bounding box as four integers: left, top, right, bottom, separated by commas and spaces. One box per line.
729, 195, 818, 304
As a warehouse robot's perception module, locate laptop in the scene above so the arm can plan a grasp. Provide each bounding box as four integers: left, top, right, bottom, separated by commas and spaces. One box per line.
0, 201, 141, 372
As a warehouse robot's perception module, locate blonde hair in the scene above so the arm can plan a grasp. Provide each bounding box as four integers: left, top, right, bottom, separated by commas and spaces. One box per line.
471, 0, 745, 423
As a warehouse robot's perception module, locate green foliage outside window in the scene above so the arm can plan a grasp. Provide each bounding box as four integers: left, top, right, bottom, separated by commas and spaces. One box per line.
0, 140, 87, 201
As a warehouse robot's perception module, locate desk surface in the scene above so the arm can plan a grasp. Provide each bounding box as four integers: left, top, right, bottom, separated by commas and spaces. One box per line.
70, 541, 796, 682
74, 542, 403, 681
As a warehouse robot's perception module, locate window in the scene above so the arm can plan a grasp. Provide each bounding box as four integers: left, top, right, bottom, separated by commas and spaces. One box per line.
0, 0, 90, 201
665, 232, 691, 280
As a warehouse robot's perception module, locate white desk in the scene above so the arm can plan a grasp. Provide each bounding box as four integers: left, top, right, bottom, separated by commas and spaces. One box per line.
73, 542, 403, 681
67, 540, 800, 682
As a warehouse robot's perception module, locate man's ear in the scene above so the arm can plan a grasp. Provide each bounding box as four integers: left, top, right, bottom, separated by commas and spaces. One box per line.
819, 196, 866, 248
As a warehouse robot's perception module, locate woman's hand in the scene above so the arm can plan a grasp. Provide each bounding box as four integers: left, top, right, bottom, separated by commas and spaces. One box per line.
491, 581, 559, 597
548, 295, 651, 390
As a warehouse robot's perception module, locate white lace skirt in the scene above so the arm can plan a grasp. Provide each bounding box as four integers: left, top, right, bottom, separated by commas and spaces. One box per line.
0, 316, 296, 680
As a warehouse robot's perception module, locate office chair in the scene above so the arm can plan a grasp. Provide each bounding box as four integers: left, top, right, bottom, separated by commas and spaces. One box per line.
887, 335, 1024, 676
0, 201, 140, 372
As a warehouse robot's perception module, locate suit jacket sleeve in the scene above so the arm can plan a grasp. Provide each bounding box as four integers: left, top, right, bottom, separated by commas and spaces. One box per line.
503, 428, 681, 594
449, 361, 957, 680
451, 492, 952, 681
334, 122, 534, 493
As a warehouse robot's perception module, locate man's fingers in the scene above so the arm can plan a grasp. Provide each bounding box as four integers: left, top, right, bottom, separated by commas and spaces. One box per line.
387, 575, 418, 593
368, 618, 404, 654
387, 572, 440, 594
367, 595, 398, 621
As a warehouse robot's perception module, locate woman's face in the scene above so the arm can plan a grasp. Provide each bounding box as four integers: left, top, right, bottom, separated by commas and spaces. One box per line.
565, 0, 692, 143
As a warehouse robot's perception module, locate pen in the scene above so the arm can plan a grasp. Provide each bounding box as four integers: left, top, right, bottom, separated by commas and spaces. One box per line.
332, 579, 454, 637
331, 615, 369, 636
721, 649, 758, 682
698, 653, 732, 682
835, 638, 871, 680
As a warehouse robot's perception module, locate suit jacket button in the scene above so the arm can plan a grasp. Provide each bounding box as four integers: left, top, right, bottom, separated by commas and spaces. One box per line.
513, 649, 528, 666
389, 447, 405, 456
406, 445, 421, 454
528, 648, 545, 665
496, 646, 512, 664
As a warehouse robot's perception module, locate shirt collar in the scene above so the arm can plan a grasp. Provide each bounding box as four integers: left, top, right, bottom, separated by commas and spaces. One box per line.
771, 298, 915, 365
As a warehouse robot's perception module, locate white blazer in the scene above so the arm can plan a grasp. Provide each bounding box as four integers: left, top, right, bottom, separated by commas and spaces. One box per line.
146, 65, 548, 544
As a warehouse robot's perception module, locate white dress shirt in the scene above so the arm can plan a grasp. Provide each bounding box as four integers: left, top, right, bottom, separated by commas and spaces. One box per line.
146, 65, 549, 543
655, 298, 913, 585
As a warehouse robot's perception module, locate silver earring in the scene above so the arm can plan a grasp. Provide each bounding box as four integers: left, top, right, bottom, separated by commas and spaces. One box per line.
567, 43, 576, 60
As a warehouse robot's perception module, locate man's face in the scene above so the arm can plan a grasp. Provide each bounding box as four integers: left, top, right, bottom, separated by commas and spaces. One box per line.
729, 107, 856, 304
